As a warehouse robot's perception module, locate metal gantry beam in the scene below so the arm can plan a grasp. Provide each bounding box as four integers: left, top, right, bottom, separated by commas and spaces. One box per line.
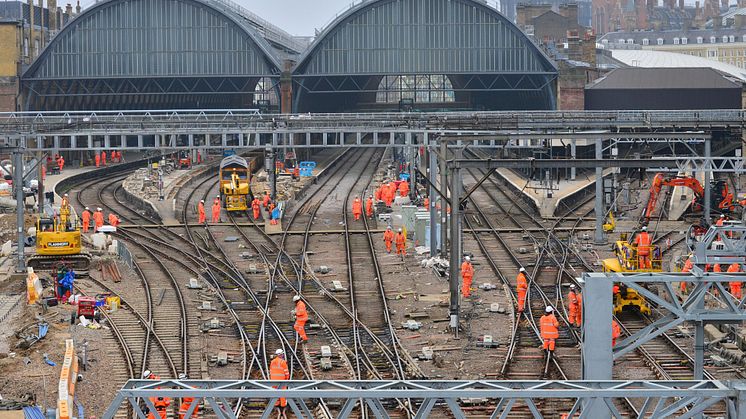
102, 379, 746, 419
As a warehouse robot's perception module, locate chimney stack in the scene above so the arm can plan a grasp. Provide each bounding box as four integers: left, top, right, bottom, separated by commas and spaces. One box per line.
65, 3, 72, 18
48, 0, 57, 32
679, 0, 685, 9
75, 0, 80, 14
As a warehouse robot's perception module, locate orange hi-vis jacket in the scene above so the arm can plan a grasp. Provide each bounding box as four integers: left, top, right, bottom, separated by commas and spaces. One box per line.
516, 272, 528, 293
270, 357, 289, 381
295, 300, 308, 322
540, 313, 559, 339
461, 261, 474, 279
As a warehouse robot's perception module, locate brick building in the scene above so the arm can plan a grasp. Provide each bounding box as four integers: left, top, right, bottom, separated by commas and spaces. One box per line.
0, 1, 78, 111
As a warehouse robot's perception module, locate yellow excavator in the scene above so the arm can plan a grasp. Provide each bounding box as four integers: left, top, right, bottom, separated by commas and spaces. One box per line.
27, 200, 91, 275
601, 232, 662, 315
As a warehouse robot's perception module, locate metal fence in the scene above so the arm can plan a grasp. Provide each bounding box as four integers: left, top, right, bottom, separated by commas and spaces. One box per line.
116, 240, 134, 270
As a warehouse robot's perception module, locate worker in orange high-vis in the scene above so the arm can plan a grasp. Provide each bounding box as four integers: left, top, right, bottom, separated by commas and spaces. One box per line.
383, 226, 394, 253
352, 196, 363, 221
94, 153, 101, 168
213, 195, 221, 207
93, 208, 104, 232
108, 213, 120, 227
177, 373, 199, 419
251, 197, 261, 220
612, 319, 621, 347
634, 226, 652, 269
681, 255, 694, 292
728, 263, 742, 299
540, 306, 559, 353
292, 295, 308, 343
365, 195, 374, 218
374, 186, 382, 202
398, 180, 409, 198
262, 191, 271, 209
516, 267, 528, 314
461, 256, 474, 298
57, 155, 65, 171
81, 207, 91, 233
198, 200, 206, 224
270, 348, 290, 419
211, 200, 221, 223
567, 284, 582, 327
101, 150, 107, 166
395, 228, 407, 256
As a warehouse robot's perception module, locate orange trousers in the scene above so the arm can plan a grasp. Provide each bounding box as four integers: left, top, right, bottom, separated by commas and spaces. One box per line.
462, 274, 473, 297
82, 220, 89, 233
385, 240, 393, 253
517, 291, 526, 312
543, 338, 556, 351
568, 309, 581, 327
294, 319, 307, 341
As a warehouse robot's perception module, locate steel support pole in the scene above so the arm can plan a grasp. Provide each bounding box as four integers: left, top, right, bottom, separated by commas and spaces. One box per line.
408, 133, 416, 198
704, 138, 711, 222
449, 164, 461, 335
582, 274, 613, 418
440, 139, 448, 258
428, 139, 438, 256
14, 151, 25, 273
37, 150, 44, 214
571, 139, 577, 180
594, 140, 606, 244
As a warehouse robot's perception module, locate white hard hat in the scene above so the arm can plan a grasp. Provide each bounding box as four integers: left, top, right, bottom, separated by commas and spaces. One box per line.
570, 284, 576, 289
216, 195, 220, 198
275, 349, 284, 355
178, 373, 186, 380
292, 295, 301, 302
641, 226, 647, 231
200, 200, 204, 203
97, 207, 102, 211
64, 193, 68, 197
519, 267, 526, 272
386, 226, 391, 229
142, 370, 152, 379
545, 306, 554, 313
465, 256, 470, 261
398, 228, 402, 232
85, 207, 89, 210
721, 214, 725, 218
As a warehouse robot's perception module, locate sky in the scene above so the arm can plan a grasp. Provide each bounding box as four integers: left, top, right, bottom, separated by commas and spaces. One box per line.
78, 0, 356, 37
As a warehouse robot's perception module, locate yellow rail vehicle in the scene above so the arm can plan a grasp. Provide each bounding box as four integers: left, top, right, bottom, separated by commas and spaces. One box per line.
602, 237, 662, 316
219, 155, 252, 212
29, 217, 91, 275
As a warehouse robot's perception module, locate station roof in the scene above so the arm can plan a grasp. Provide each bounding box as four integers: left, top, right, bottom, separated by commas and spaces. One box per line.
586, 67, 743, 90
608, 49, 746, 81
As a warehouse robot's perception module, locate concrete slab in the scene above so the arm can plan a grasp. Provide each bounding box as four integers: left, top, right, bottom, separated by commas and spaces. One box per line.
496, 168, 613, 218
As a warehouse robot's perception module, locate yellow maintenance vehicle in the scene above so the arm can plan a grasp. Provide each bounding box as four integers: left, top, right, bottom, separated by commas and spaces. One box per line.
28, 201, 91, 275
219, 155, 251, 212
601, 232, 662, 316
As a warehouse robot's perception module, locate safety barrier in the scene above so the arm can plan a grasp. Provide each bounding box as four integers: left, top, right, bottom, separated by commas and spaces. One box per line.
57, 339, 78, 419
116, 241, 134, 271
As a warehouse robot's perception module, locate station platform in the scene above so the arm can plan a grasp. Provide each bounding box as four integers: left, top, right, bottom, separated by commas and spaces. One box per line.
497, 168, 613, 218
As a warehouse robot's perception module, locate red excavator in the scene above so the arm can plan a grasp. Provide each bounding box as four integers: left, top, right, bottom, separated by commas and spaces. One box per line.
644, 173, 740, 221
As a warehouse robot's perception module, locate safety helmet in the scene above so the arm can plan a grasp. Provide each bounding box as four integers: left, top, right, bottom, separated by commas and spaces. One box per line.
142, 370, 152, 379
216, 195, 220, 199
200, 200, 204, 203
465, 256, 470, 261
545, 306, 554, 313
64, 193, 68, 197
398, 228, 402, 232
519, 267, 526, 272
178, 373, 187, 380
85, 207, 89, 210
292, 295, 301, 302
387, 226, 391, 230
97, 207, 102, 211
641, 226, 647, 231
570, 284, 576, 289
275, 349, 284, 355
721, 214, 726, 218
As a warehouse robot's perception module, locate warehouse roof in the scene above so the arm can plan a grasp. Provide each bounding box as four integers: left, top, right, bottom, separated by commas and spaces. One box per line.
586, 67, 743, 89
608, 49, 746, 81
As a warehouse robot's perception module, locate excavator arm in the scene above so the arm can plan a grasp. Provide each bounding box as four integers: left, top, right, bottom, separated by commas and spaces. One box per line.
645, 174, 705, 221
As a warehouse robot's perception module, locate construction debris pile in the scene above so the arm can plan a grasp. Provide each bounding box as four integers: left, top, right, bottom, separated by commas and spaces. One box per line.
123, 165, 173, 202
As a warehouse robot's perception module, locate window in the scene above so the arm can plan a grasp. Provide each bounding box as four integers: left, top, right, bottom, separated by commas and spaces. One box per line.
376, 75, 455, 104
697, 36, 704, 43
642, 38, 649, 45
723, 35, 729, 43
627, 38, 634, 44
711, 36, 717, 43
618, 39, 625, 44
253, 77, 278, 107
33, 39, 39, 58
674, 37, 680, 44
601, 39, 609, 44
708, 49, 717, 58
730, 35, 735, 43
23, 37, 28, 57
682, 37, 688, 44
657, 38, 664, 45
743, 35, 746, 42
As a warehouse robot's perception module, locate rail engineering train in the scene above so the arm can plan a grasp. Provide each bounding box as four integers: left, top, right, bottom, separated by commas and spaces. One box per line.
219, 154, 255, 212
